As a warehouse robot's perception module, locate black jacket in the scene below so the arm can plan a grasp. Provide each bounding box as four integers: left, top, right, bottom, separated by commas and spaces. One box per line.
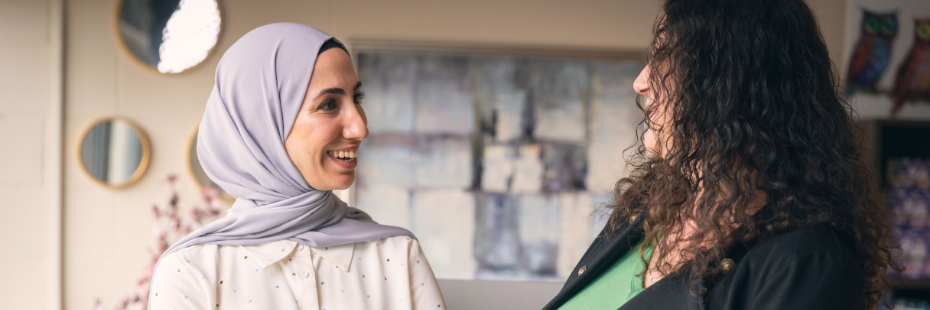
542, 211, 866, 310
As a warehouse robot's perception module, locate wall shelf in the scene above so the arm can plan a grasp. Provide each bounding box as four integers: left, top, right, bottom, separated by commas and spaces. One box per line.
860, 119, 930, 297
893, 279, 930, 290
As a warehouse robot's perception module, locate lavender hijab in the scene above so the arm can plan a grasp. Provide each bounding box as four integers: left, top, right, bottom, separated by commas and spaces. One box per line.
149, 23, 413, 303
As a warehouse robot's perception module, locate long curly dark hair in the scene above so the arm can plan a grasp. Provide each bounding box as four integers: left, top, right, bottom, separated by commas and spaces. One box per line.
609, 0, 901, 308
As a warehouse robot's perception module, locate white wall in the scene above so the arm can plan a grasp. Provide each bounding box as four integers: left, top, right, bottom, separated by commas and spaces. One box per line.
59, 0, 846, 309
0, 0, 63, 309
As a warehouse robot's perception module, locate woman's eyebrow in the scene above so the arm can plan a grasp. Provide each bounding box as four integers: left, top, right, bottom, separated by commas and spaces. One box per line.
314, 87, 345, 100
313, 82, 362, 100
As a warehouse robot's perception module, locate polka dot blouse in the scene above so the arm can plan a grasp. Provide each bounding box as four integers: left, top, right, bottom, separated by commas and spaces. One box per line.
150, 236, 446, 310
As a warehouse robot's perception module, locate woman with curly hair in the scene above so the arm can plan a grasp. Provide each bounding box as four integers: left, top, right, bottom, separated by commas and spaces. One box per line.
543, 0, 900, 309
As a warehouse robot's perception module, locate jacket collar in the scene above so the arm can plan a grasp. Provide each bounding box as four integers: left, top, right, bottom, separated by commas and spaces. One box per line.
545, 205, 780, 310
543, 210, 648, 310
544, 210, 705, 310
239, 239, 355, 272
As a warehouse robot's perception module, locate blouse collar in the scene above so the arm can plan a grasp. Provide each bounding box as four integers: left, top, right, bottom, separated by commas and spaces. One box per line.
239, 239, 355, 272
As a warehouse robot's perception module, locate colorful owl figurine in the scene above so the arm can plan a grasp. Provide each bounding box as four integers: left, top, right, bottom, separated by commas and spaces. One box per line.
847, 10, 898, 97
891, 18, 930, 116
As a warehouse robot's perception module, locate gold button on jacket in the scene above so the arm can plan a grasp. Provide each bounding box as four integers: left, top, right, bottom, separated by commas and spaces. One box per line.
578, 265, 587, 276
721, 258, 735, 274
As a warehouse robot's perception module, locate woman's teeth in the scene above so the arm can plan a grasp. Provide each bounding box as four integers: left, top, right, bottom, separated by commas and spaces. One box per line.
327, 150, 358, 161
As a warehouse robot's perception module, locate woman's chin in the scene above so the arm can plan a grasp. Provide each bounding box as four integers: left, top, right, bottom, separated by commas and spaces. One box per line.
330, 173, 356, 190
643, 132, 664, 158
332, 184, 352, 191
306, 173, 355, 191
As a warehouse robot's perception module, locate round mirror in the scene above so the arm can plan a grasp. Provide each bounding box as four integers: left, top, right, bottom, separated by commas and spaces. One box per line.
78, 117, 151, 188
116, 0, 222, 74
187, 129, 234, 202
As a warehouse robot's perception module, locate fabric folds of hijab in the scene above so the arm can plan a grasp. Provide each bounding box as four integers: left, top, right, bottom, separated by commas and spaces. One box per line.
149, 23, 414, 304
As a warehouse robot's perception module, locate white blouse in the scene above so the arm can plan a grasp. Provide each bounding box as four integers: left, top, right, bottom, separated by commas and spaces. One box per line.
150, 236, 447, 310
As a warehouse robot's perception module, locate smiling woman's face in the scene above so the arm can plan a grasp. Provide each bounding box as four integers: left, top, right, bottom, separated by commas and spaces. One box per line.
284, 48, 368, 191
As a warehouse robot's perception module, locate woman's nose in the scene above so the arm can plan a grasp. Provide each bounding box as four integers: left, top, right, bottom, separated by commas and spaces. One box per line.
343, 103, 369, 141
633, 64, 650, 95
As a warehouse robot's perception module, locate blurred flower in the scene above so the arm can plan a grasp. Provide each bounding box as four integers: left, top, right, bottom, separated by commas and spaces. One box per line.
95, 174, 229, 309
152, 226, 164, 239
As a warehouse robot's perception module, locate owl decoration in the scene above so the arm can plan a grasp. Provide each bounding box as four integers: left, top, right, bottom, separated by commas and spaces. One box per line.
847, 10, 899, 97
891, 18, 930, 116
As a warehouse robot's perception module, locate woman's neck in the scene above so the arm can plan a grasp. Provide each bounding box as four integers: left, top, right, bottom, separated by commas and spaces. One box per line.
643, 189, 767, 288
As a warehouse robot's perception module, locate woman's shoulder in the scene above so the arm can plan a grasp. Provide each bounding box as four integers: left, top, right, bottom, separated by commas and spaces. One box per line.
749, 226, 856, 258
156, 244, 221, 270
357, 235, 419, 247
707, 226, 866, 308
742, 226, 861, 274
354, 235, 422, 256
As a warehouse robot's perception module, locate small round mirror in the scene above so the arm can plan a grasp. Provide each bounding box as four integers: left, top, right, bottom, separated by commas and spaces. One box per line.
116, 0, 222, 74
188, 129, 234, 202
78, 117, 151, 188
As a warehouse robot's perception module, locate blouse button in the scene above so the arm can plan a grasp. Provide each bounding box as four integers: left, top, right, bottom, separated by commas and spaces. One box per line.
578, 265, 587, 276
721, 258, 735, 274
301, 270, 311, 278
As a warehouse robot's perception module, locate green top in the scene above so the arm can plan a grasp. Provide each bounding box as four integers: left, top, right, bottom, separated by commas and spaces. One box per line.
558, 239, 654, 310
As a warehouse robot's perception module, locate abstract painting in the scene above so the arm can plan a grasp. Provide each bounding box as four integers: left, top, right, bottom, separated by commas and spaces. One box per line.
354, 49, 644, 281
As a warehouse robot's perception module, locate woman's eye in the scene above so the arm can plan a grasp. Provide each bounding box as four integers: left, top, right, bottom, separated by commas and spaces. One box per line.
319, 100, 336, 111
354, 92, 366, 105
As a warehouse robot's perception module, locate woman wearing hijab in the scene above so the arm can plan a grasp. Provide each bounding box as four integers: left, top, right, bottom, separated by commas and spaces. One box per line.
544, 0, 899, 309
149, 23, 446, 310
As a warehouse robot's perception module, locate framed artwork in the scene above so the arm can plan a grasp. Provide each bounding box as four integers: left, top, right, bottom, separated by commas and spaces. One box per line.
352, 41, 645, 281
844, 0, 930, 118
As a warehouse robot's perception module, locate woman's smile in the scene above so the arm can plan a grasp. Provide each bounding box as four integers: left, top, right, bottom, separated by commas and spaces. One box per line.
325, 148, 359, 169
